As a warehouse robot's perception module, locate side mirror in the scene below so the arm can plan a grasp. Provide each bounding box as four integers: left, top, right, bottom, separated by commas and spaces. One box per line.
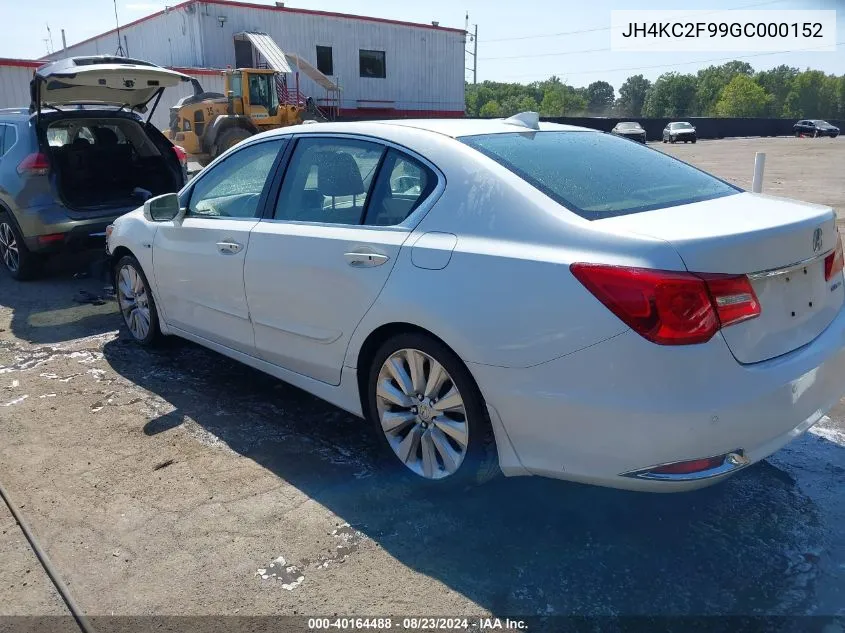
144, 193, 182, 222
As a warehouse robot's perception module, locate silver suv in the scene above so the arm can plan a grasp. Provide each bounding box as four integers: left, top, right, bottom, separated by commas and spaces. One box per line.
0, 56, 189, 280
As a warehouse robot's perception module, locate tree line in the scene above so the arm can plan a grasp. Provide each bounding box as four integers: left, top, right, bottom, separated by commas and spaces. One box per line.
466, 62, 845, 120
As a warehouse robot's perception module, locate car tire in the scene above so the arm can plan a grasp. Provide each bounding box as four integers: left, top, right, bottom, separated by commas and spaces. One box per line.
0, 213, 41, 281
114, 255, 161, 346
670, 137, 677, 144
691, 138, 697, 144
366, 332, 498, 488
794, 131, 801, 137
662, 138, 667, 143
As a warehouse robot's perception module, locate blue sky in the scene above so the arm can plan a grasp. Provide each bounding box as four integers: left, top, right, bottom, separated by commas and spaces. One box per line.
3, 0, 843, 91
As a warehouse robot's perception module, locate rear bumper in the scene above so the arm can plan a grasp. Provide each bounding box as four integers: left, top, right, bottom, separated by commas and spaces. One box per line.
470, 306, 845, 492
14, 203, 125, 254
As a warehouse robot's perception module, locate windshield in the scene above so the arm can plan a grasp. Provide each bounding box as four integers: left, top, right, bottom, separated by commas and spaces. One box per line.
812, 120, 830, 126
459, 131, 738, 220
617, 123, 640, 130
670, 122, 693, 129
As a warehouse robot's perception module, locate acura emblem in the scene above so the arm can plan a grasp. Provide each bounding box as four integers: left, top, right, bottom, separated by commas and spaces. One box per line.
813, 228, 823, 253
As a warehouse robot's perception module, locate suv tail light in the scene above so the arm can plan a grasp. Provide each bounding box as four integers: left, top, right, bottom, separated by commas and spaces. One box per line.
17, 152, 50, 176
825, 234, 844, 282
172, 145, 188, 166
570, 263, 761, 345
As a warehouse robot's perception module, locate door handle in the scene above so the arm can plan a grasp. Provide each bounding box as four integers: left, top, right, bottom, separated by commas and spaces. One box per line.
344, 251, 389, 267
216, 241, 243, 255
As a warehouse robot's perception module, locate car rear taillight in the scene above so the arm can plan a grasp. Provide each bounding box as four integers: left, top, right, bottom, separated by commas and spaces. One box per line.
172, 144, 188, 166
17, 152, 50, 176
699, 273, 762, 328
824, 234, 844, 282
570, 263, 761, 345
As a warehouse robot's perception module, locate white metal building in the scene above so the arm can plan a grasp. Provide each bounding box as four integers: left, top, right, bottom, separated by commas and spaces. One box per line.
0, 0, 466, 128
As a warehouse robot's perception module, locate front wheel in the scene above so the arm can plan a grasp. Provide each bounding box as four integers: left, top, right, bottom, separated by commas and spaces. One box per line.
114, 255, 160, 346
366, 333, 497, 486
691, 138, 697, 144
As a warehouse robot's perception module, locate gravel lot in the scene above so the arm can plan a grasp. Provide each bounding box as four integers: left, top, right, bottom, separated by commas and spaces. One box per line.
1, 136, 844, 625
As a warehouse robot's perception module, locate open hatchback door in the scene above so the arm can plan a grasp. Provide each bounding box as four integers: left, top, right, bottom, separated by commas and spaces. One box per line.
31, 56, 193, 120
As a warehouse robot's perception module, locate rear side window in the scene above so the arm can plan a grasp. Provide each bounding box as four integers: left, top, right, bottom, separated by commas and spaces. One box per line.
274, 137, 384, 225
0, 124, 17, 157
460, 131, 738, 220
364, 150, 437, 226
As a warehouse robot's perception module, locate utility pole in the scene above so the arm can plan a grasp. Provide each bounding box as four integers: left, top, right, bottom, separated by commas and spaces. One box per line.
464, 13, 478, 84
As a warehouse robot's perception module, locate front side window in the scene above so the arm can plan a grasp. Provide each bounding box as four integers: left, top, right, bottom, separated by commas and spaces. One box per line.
365, 150, 437, 226
274, 137, 384, 224
187, 139, 285, 219
460, 131, 738, 220
359, 50, 386, 78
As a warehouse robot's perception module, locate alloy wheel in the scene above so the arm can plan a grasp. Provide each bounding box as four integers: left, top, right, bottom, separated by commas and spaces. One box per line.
0, 222, 20, 273
375, 348, 469, 479
116, 264, 152, 341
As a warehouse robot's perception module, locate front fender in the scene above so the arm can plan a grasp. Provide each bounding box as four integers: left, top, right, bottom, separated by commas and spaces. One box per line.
108, 210, 170, 333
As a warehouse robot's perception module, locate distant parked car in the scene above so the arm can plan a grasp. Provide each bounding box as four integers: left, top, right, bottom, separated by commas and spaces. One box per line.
107, 113, 845, 492
0, 56, 189, 280
793, 120, 840, 138
611, 122, 647, 143
662, 122, 697, 144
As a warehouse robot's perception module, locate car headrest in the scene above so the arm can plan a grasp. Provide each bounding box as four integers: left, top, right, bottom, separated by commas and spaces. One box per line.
94, 127, 119, 146
315, 151, 365, 197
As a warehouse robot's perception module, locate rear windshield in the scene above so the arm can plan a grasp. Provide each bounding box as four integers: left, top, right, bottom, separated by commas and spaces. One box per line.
459, 131, 738, 220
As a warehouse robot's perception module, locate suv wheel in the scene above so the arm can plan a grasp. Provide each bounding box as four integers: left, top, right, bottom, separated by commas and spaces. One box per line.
0, 214, 41, 281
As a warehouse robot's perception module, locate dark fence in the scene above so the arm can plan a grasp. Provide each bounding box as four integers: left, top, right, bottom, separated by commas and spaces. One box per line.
541, 116, 843, 141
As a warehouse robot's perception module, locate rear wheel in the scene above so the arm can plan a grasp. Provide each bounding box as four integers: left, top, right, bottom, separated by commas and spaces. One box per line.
214, 127, 252, 159
366, 333, 497, 487
0, 214, 41, 281
114, 255, 160, 346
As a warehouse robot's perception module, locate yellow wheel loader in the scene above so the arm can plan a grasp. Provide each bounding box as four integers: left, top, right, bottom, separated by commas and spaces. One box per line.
165, 68, 326, 165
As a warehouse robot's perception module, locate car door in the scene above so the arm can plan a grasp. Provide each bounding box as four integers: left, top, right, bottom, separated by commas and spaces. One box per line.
153, 137, 287, 353
244, 135, 442, 385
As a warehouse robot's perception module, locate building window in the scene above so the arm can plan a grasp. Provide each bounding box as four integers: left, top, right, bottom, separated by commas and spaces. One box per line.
316, 46, 333, 76
359, 50, 386, 78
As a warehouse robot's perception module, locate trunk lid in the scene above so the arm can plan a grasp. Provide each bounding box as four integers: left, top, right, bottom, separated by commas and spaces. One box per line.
598, 192, 843, 363
32, 56, 192, 111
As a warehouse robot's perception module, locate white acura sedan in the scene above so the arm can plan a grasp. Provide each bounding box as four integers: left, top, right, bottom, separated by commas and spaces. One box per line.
106, 113, 845, 491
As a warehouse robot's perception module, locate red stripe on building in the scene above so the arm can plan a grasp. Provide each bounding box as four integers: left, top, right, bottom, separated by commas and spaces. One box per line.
339, 108, 464, 119
0, 58, 41, 69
